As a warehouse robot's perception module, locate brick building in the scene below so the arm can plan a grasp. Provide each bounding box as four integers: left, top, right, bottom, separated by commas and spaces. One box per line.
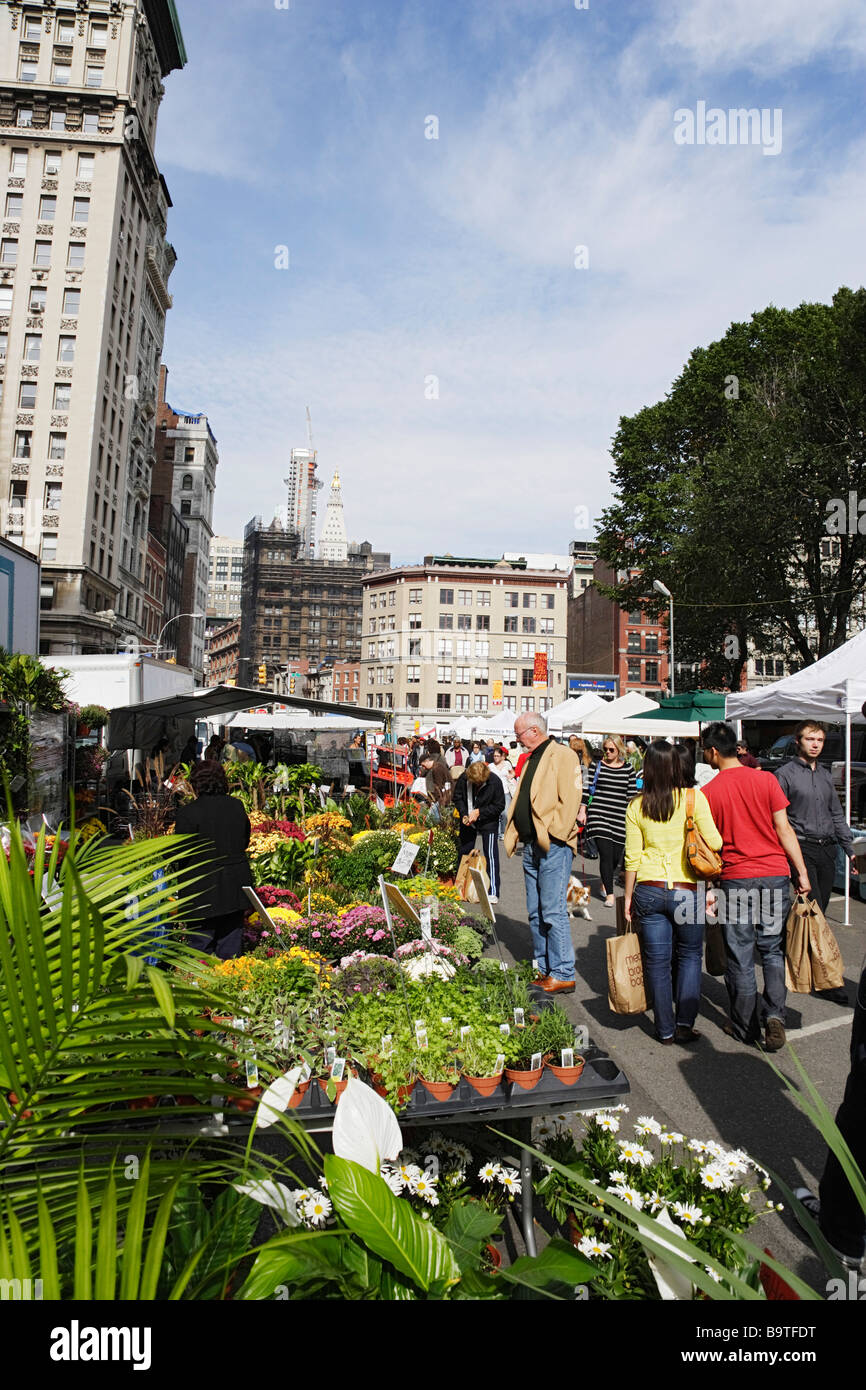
567, 557, 669, 699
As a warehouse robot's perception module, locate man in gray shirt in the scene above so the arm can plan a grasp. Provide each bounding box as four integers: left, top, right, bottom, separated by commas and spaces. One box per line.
775, 720, 857, 1003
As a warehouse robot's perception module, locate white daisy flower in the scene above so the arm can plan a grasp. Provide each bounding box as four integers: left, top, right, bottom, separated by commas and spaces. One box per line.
635, 1116, 662, 1137
703, 1141, 726, 1160
479, 1161, 501, 1184
687, 1139, 710, 1158
672, 1201, 703, 1224
410, 1175, 440, 1206
648, 1190, 667, 1213
595, 1114, 620, 1134
700, 1165, 733, 1192
704, 1265, 722, 1283
577, 1235, 612, 1259
293, 1188, 311, 1205
608, 1169, 628, 1185
721, 1151, 749, 1176
425, 1131, 447, 1154
660, 1131, 684, 1146
618, 1141, 654, 1169
741, 1190, 752, 1204
303, 1192, 332, 1226
497, 1167, 521, 1196
397, 1162, 422, 1187
608, 1184, 644, 1210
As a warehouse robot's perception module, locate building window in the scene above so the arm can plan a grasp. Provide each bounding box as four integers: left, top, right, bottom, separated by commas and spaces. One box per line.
406, 692, 419, 709
645, 662, 659, 683
522, 617, 536, 634
437, 638, 452, 658
437, 665, 452, 683
57, 336, 75, 362
9, 481, 27, 511
543, 594, 555, 609
62, 288, 81, 316
29, 286, 46, 313
505, 591, 518, 608
18, 108, 34, 128
520, 697, 535, 712
49, 433, 66, 459
539, 618, 554, 634
409, 588, 422, 603
0, 240, 18, 268
388, 590, 396, 606
457, 613, 472, 630
458, 589, 472, 606
180, 500, 191, 517
34, 241, 52, 267
627, 631, 641, 652
522, 669, 534, 688
14, 431, 32, 459
436, 694, 451, 711
456, 667, 470, 684
181, 473, 193, 490
78, 153, 95, 180
406, 665, 420, 683
627, 659, 641, 681
476, 591, 490, 608
476, 614, 490, 631
24, 15, 42, 39
53, 382, 71, 410
18, 381, 38, 410
456, 639, 471, 658
5, 194, 23, 219
53, 64, 72, 86
475, 640, 489, 659
503, 641, 518, 658
45, 482, 62, 510
49, 110, 65, 131
39, 195, 57, 221
85, 66, 103, 88
754, 659, 764, 676
522, 593, 537, 608
645, 634, 658, 654
503, 696, 517, 712
72, 198, 90, 224
41, 534, 58, 563
474, 695, 488, 712
67, 244, 86, 270
628, 610, 643, 624
56, 17, 75, 42
19, 56, 38, 83
504, 616, 518, 633
521, 644, 535, 659
439, 588, 453, 605
90, 22, 109, 47
502, 668, 517, 686
474, 666, 488, 685
11, 150, 28, 176
455, 694, 469, 712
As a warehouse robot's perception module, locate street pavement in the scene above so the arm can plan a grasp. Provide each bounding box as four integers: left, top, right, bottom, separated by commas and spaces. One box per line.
471, 841, 865, 1290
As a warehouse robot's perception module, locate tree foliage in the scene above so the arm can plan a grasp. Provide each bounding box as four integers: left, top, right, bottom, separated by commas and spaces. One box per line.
596, 287, 866, 688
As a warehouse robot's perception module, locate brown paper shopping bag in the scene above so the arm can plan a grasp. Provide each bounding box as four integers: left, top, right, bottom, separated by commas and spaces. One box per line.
806, 900, 845, 991
455, 850, 488, 901
607, 925, 647, 1014
784, 894, 813, 993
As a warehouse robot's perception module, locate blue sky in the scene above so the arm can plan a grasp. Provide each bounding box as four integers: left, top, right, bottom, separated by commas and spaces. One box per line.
155, 0, 866, 562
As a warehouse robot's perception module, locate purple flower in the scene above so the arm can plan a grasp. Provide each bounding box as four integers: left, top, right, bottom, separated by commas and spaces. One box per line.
312, 931, 321, 938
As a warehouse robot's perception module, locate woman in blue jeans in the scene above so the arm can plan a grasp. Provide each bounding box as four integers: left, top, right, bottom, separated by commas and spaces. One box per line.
623, 741, 723, 1045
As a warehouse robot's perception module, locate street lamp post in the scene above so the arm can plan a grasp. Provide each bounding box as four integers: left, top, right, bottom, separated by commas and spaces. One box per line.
653, 580, 674, 697
152, 612, 206, 660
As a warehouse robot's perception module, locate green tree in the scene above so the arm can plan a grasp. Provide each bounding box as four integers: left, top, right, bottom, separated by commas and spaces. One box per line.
597, 287, 866, 688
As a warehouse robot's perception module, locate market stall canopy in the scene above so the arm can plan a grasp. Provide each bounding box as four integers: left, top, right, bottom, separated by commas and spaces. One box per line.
725, 629, 866, 722
442, 716, 476, 739
546, 693, 606, 732
107, 684, 382, 750
579, 691, 660, 734
224, 711, 363, 732
637, 690, 727, 724
477, 711, 517, 739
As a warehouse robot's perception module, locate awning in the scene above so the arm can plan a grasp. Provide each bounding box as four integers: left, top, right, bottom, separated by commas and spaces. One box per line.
637, 690, 727, 724
107, 684, 382, 750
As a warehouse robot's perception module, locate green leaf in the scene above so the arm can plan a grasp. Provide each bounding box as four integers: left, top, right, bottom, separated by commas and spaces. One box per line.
324, 1155, 460, 1293
237, 1234, 348, 1301
505, 1238, 595, 1293
94, 1168, 118, 1300
443, 1199, 502, 1274
119, 1153, 150, 1302
146, 967, 176, 1029
73, 1171, 92, 1300
36, 1189, 60, 1300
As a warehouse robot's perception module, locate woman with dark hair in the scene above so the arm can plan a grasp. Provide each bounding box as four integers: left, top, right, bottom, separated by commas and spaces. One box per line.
623, 740, 722, 1045
674, 740, 696, 787
173, 760, 253, 960
452, 759, 506, 902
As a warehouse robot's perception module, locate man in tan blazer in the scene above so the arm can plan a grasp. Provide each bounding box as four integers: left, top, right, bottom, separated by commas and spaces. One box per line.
504, 713, 582, 993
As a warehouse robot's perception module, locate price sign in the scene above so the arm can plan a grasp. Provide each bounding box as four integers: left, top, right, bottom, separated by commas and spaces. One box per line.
499, 1022, 510, 1036
419, 906, 433, 941
330, 1057, 346, 1081
459, 1025, 471, 1040
376, 796, 385, 812
391, 840, 420, 876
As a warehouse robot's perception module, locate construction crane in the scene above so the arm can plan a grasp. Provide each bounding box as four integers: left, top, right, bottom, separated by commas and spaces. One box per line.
306, 405, 316, 460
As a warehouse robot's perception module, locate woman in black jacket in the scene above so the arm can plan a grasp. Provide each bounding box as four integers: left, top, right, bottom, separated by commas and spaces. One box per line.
173, 760, 253, 959
452, 760, 505, 903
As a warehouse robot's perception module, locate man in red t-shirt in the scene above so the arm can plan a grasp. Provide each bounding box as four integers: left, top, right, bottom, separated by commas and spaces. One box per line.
702, 722, 811, 1052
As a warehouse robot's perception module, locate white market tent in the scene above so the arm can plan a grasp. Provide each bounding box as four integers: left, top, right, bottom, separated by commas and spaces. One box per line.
726, 627, 866, 924
580, 691, 665, 734
224, 711, 363, 732
546, 693, 606, 733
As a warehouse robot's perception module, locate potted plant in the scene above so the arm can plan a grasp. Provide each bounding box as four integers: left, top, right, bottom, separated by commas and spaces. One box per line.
78, 703, 110, 735
460, 1035, 505, 1097
531, 1006, 584, 1083
418, 1039, 460, 1101
503, 1022, 546, 1090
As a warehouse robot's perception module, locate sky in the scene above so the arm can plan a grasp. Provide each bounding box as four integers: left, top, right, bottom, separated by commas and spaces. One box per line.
155, 0, 866, 564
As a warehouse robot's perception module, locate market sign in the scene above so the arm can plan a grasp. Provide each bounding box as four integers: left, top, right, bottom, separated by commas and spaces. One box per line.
491, 679, 503, 707
533, 652, 548, 688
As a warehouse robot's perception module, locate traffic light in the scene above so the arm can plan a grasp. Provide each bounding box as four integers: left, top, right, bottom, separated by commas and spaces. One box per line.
289, 676, 296, 695
258, 664, 267, 686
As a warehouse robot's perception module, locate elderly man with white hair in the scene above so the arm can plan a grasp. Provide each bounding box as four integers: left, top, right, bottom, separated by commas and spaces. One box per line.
503, 712, 583, 993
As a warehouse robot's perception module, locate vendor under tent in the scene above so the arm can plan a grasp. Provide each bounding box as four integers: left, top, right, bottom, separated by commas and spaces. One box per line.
546, 693, 606, 733
726, 627, 866, 926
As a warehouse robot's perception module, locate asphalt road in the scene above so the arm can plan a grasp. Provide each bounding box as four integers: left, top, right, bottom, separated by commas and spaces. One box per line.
471, 841, 865, 1291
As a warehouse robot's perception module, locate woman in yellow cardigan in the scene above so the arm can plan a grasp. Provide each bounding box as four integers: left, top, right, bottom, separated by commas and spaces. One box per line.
624, 741, 722, 1046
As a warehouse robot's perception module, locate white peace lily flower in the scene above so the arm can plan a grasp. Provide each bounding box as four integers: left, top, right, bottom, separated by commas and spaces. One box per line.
635, 1116, 662, 1137
479, 1162, 501, 1183
672, 1201, 703, 1224
577, 1235, 612, 1260
303, 1192, 332, 1226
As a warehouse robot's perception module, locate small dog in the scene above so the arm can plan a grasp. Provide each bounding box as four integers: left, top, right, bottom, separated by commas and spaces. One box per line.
566, 875, 592, 919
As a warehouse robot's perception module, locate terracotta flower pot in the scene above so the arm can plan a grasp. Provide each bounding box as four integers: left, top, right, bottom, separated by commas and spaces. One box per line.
288, 1079, 310, 1109
318, 1077, 348, 1103
227, 1084, 263, 1113
419, 1077, 456, 1102
465, 1073, 504, 1097
396, 1083, 416, 1107
546, 1058, 586, 1086
505, 1065, 543, 1091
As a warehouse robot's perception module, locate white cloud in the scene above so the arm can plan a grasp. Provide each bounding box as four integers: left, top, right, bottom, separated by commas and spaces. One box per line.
663, 0, 866, 73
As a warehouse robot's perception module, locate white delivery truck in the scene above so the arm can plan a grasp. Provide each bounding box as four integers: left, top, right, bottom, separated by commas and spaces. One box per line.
43, 652, 195, 716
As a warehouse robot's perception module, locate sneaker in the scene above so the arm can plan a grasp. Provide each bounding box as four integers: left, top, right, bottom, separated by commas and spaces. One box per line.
763, 1018, 787, 1052
793, 1188, 865, 1271
488, 894, 499, 904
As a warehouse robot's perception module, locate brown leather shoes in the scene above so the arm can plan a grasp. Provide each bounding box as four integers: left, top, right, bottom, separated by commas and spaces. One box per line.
537, 977, 576, 994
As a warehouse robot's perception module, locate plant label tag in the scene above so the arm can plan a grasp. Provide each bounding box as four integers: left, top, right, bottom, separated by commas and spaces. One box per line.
391, 841, 420, 875
459, 1024, 471, 1040
532, 958, 540, 972
440, 1016, 452, 1027
330, 1057, 346, 1081
376, 796, 385, 812
245, 1056, 259, 1087
419, 906, 433, 941
574, 1025, 589, 1049
494, 1054, 505, 1074
312, 837, 320, 858
530, 1052, 543, 1071
381, 1033, 393, 1057
513, 1008, 525, 1029
500, 1022, 510, 1035
561, 1048, 575, 1068
325, 1046, 336, 1067
318, 786, 328, 807
415, 1025, 429, 1051
499, 959, 508, 971
274, 1021, 291, 1049
299, 1061, 311, 1082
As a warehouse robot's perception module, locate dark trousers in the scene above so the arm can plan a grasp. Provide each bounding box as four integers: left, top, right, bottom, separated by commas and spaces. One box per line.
188, 910, 245, 960
597, 837, 624, 896
819, 966, 866, 1260
795, 840, 837, 915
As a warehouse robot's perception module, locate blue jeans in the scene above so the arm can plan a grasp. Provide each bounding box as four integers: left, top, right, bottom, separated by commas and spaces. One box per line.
720, 876, 790, 1042
632, 884, 705, 1040
522, 838, 575, 981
